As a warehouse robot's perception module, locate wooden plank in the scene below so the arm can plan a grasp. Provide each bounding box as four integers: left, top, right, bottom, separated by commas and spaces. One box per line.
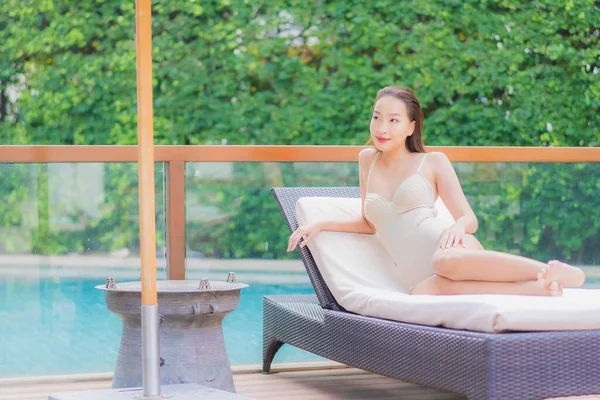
234, 369, 465, 400
0, 145, 598, 163
0, 369, 462, 400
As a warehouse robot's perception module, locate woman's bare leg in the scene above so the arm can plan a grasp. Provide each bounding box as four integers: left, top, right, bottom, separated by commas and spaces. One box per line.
432, 235, 585, 287
411, 274, 562, 296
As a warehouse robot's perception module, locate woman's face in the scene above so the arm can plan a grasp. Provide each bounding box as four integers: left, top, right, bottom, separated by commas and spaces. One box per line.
369, 96, 415, 152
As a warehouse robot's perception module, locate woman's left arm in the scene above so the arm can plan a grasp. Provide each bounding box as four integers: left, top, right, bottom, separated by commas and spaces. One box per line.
431, 152, 478, 235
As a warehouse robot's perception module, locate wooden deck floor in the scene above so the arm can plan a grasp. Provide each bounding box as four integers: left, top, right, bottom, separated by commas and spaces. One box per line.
1, 364, 599, 400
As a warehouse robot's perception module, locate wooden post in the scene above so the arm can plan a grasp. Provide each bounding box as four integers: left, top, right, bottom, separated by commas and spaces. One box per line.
166, 160, 186, 280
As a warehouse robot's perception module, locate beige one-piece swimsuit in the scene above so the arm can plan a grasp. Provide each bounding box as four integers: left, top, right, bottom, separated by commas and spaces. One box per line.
363, 151, 453, 291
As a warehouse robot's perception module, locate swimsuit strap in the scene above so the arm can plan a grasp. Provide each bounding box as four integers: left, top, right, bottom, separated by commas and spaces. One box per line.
417, 153, 429, 173
365, 151, 382, 190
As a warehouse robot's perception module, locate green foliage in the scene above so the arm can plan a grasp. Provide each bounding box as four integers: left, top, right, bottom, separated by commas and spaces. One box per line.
0, 0, 598, 263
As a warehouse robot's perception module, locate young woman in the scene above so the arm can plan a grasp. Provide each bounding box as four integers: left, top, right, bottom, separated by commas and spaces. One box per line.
287, 86, 585, 296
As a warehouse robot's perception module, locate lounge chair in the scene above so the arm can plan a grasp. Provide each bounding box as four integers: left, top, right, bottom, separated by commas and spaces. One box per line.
263, 186, 600, 400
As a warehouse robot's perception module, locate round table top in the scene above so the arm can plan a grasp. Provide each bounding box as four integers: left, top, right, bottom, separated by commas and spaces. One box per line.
95, 279, 248, 293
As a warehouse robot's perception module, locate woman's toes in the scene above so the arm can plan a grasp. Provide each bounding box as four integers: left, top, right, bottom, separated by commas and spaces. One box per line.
548, 281, 562, 296
537, 265, 549, 281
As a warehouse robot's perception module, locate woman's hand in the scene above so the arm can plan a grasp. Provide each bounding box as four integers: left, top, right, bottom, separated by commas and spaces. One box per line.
287, 223, 322, 252
438, 223, 466, 249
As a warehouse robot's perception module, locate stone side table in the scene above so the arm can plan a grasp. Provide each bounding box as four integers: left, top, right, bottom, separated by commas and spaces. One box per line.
96, 278, 248, 393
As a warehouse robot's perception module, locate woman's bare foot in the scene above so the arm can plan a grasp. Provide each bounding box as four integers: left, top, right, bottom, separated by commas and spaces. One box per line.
537, 260, 585, 288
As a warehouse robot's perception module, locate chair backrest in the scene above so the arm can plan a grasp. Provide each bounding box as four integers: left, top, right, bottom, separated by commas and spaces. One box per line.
271, 186, 360, 311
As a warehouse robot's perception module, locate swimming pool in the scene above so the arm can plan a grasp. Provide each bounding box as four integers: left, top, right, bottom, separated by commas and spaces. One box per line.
3, 268, 598, 379
0, 274, 322, 378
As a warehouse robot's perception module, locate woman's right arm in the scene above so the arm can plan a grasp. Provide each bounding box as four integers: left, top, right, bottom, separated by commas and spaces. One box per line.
287, 148, 376, 252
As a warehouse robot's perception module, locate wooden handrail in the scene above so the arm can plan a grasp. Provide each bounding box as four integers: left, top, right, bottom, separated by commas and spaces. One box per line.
0, 145, 598, 163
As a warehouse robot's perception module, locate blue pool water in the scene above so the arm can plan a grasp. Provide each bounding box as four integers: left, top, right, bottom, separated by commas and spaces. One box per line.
0, 275, 321, 378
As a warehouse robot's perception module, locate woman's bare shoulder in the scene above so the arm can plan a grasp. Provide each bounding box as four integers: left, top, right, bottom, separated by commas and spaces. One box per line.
358, 147, 378, 166
426, 151, 452, 170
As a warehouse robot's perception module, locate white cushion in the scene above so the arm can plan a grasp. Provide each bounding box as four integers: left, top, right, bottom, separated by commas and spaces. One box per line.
296, 196, 600, 333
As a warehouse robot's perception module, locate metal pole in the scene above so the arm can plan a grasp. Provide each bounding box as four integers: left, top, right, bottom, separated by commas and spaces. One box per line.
135, 0, 160, 397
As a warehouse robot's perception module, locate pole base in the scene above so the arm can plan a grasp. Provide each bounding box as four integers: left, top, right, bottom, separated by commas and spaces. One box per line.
48, 383, 254, 400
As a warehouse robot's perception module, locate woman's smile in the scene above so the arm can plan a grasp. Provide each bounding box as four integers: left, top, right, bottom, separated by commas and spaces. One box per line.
375, 136, 391, 143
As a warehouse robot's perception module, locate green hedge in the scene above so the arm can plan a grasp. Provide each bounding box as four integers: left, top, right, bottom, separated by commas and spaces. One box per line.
0, 0, 598, 263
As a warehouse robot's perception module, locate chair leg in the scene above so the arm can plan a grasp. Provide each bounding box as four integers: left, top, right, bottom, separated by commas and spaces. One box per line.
262, 340, 284, 373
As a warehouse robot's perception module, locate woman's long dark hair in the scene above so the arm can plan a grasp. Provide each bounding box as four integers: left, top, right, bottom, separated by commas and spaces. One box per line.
367, 86, 425, 153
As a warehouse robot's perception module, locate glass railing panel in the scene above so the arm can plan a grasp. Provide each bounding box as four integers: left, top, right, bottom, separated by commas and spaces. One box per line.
185, 160, 600, 368
185, 161, 358, 366
456, 162, 600, 271
0, 162, 167, 378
